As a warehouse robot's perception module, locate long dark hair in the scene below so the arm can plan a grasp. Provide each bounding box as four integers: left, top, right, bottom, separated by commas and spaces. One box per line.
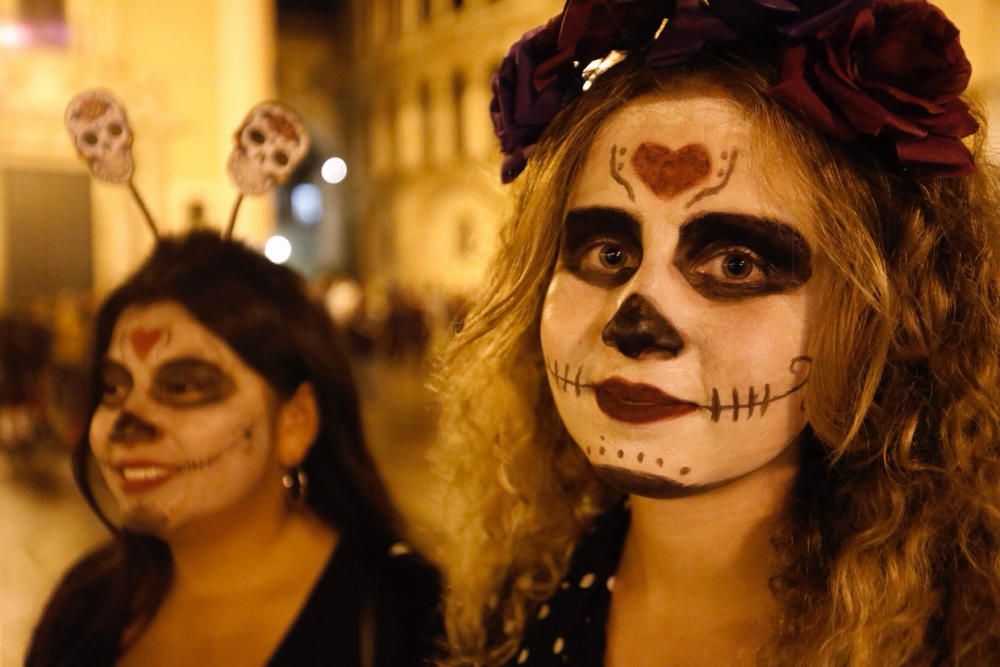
28, 230, 400, 666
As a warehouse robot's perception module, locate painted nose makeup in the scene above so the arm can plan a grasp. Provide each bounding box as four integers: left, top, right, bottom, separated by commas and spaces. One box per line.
602, 293, 684, 359
108, 411, 160, 444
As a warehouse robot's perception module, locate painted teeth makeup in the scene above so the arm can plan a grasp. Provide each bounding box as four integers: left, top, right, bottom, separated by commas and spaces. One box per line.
121, 466, 170, 480
540, 95, 820, 499
89, 301, 278, 537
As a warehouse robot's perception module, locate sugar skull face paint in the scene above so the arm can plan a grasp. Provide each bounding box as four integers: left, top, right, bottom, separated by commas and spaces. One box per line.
90, 301, 281, 537
540, 95, 821, 498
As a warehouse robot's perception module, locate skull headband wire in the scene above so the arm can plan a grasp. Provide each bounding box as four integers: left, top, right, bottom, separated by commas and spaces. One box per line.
64, 91, 310, 241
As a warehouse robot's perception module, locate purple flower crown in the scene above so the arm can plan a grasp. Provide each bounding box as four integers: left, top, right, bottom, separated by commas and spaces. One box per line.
490, 0, 978, 183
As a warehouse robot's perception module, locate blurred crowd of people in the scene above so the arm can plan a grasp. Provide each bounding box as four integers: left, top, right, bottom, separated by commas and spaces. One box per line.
321, 277, 468, 362
0, 291, 92, 491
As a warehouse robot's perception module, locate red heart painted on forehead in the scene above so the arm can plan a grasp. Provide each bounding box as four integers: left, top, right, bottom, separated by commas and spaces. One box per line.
129, 328, 165, 360
630, 142, 712, 200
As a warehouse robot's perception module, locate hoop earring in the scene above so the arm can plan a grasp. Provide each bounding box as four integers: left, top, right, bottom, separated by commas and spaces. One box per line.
281, 466, 308, 509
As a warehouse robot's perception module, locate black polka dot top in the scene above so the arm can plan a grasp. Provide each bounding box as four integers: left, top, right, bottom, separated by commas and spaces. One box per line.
504, 501, 630, 666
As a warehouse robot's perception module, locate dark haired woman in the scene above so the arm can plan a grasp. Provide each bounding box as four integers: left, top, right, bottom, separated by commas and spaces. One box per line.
28, 231, 440, 666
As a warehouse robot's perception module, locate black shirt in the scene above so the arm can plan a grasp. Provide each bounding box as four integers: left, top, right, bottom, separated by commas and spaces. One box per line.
268, 533, 441, 667
505, 502, 630, 666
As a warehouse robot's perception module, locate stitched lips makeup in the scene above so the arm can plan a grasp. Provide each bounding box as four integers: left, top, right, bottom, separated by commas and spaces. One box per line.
594, 378, 698, 423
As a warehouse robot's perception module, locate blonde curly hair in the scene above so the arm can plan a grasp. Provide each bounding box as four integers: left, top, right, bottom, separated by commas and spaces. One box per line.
430, 53, 1000, 666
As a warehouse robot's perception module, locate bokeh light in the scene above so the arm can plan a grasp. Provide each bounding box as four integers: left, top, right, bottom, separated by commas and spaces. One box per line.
291, 183, 323, 224
321, 157, 348, 184
264, 235, 292, 264
0, 24, 29, 49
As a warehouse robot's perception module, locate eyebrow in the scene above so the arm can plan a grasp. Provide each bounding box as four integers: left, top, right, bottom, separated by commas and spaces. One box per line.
563, 207, 642, 248
676, 211, 813, 275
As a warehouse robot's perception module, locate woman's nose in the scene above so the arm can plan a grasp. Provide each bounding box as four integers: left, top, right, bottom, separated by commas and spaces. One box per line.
108, 410, 160, 444
602, 293, 685, 360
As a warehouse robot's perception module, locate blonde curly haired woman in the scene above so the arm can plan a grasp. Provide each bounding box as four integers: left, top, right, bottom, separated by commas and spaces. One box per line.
432, 0, 1000, 665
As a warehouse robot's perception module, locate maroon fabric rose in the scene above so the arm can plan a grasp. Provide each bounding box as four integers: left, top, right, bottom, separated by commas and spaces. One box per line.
708, 0, 874, 38
769, 0, 978, 176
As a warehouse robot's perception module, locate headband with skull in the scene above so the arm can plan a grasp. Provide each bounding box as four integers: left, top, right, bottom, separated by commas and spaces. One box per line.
64, 90, 310, 239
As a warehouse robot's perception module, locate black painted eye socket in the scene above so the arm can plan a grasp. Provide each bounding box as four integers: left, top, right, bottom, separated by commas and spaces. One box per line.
249, 129, 266, 144
83, 132, 98, 146
560, 207, 643, 288
107, 123, 123, 137
673, 212, 814, 300
273, 151, 289, 167
150, 358, 235, 408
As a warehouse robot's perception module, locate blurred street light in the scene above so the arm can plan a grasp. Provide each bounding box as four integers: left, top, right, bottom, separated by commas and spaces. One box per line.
321, 157, 347, 184
264, 235, 292, 264
291, 183, 323, 224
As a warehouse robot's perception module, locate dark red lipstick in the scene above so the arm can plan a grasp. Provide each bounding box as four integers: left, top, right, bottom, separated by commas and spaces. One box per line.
594, 378, 698, 424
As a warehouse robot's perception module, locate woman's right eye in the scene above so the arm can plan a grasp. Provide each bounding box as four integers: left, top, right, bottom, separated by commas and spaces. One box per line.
99, 363, 132, 408
100, 380, 129, 407
579, 240, 640, 275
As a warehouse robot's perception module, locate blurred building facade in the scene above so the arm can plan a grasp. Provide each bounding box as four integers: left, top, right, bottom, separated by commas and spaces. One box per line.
0, 0, 276, 307
343, 0, 562, 307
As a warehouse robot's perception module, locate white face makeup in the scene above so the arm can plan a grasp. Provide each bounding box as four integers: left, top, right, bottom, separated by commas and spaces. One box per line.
540, 94, 820, 498
89, 301, 281, 537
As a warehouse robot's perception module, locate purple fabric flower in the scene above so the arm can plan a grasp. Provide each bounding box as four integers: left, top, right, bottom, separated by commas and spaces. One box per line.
490, 19, 568, 183
707, 0, 874, 38
535, 0, 676, 86
647, 0, 739, 68
769, 0, 978, 176
492, 1, 676, 182
647, 0, 870, 67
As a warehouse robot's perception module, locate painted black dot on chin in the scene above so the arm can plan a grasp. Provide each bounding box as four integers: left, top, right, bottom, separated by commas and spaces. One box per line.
618, 147, 626, 156
599, 446, 606, 455
680, 466, 691, 475
656, 458, 663, 467
717, 169, 725, 177
617, 450, 623, 459
721, 150, 729, 160
600, 435, 605, 441
243, 428, 252, 439
637, 452, 644, 463
617, 162, 625, 170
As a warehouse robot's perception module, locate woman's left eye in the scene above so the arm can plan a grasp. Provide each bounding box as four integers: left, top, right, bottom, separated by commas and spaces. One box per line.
151, 360, 234, 407
696, 249, 766, 282
164, 380, 198, 395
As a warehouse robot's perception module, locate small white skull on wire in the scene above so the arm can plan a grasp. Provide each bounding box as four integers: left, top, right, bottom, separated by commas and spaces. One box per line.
227, 102, 309, 196
64, 90, 134, 183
